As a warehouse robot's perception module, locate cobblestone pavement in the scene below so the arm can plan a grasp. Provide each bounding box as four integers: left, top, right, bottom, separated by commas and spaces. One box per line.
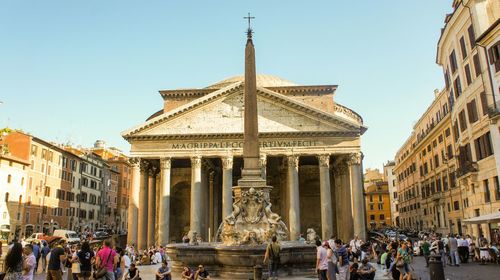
30, 256, 500, 280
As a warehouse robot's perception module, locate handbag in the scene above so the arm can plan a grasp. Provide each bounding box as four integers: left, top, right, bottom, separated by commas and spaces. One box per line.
71, 261, 81, 274
395, 258, 405, 268
94, 251, 112, 279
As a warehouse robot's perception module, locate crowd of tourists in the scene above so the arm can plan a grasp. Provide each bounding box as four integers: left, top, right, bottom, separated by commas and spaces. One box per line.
416, 233, 500, 266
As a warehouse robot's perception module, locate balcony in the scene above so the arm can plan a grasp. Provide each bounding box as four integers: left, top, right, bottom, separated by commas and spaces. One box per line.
488, 101, 500, 118
457, 161, 478, 178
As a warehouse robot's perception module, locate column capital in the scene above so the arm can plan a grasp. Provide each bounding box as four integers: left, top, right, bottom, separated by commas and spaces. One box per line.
347, 152, 362, 166
191, 156, 202, 168
140, 160, 150, 172
130, 157, 141, 168
221, 156, 233, 170
317, 154, 330, 167
287, 155, 299, 168
160, 157, 171, 170
259, 154, 267, 167
148, 166, 158, 177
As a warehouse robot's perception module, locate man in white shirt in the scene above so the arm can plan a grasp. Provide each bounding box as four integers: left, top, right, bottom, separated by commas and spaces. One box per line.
457, 236, 469, 263
316, 240, 328, 280
350, 234, 363, 261
22, 244, 36, 280
121, 251, 132, 280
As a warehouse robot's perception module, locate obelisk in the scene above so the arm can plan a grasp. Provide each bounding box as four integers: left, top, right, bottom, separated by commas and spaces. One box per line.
241, 17, 262, 180
217, 15, 288, 245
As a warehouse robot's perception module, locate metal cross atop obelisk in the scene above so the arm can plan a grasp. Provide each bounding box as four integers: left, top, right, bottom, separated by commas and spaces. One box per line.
244, 12, 255, 37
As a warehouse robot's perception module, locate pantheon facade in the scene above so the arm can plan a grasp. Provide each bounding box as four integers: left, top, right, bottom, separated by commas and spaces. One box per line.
122, 74, 367, 249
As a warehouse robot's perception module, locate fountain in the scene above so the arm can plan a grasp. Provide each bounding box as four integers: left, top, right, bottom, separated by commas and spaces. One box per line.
166, 16, 316, 278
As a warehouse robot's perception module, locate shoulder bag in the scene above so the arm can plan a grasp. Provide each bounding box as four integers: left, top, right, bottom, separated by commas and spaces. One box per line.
94, 251, 112, 279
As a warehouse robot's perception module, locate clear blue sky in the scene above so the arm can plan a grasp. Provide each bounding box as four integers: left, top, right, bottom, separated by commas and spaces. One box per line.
0, 0, 453, 170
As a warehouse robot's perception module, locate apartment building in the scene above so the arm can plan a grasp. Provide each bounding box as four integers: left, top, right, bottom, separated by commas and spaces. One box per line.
395, 0, 500, 240
437, 0, 499, 239
383, 161, 399, 226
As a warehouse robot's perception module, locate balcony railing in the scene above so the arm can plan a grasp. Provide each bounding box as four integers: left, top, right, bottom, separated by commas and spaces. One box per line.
457, 161, 478, 177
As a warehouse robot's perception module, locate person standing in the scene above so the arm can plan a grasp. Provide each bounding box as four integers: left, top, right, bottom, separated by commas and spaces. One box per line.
335, 239, 349, 280
457, 236, 468, 263
315, 240, 328, 280
263, 236, 281, 280
22, 244, 36, 280
31, 242, 40, 274
46, 241, 67, 280
420, 239, 431, 267
75, 241, 94, 280
120, 250, 131, 280
448, 235, 460, 266
350, 235, 363, 261
4, 242, 23, 280
41, 242, 50, 273
95, 241, 118, 280
325, 242, 337, 280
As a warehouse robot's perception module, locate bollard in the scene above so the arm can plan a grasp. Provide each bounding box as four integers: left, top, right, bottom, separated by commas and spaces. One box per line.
428, 254, 445, 280
253, 264, 263, 280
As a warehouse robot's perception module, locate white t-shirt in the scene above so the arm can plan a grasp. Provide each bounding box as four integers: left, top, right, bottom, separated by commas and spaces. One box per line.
350, 239, 362, 253
316, 246, 328, 270
122, 255, 131, 269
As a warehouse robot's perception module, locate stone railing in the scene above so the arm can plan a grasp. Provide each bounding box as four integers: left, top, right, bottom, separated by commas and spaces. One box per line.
487, 101, 500, 118
333, 103, 363, 124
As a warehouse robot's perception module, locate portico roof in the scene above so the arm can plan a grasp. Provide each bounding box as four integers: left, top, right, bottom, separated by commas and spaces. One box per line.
122, 80, 366, 140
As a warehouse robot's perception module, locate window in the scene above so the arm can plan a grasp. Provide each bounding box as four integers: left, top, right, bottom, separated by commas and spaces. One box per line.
467, 99, 478, 123
443, 175, 449, 191
380, 214, 385, 220
378, 195, 382, 202
7, 174, 11, 183
453, 201, 460, 211
488, 41, 500, 72
480, 92, 489, 116
467, 25, 475, 49
450, 50, 458, 73
453, 77, 462, 98
369, 195, 373, 202
370, 215, 375, 221
438, 135, 443, 143
44, 187, 50, 197
459, 110, 467, 131
434, 154, 440, 168
447, 144, 453, 159
378, 203, 383, 210
494, 176, 500, 201
464, 64, 472, 85
444, 69, 450, 88
41, 149, 47, 159
474, 132, 494, 160
484, 179, 491, 203
31, 145, 38, 156
4, 192, 9, 202
473, 54, 481, 77
369, 204, 374, 210
445, 128, 451, 137
460, 37, 467, 59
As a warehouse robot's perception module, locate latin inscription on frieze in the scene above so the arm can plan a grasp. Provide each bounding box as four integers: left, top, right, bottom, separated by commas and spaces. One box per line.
170, 140, 318, 150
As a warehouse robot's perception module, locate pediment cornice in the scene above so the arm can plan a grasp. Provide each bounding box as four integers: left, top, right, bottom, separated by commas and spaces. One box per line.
126, 131, 359, 141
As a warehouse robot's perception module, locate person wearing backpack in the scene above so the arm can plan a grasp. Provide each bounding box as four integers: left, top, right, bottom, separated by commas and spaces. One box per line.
263, 236, 281, 280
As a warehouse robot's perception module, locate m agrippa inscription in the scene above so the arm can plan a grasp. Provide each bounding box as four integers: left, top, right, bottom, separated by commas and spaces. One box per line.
170, 139, 318, 150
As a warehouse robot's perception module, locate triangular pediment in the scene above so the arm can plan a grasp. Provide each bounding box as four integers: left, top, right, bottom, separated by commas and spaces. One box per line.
122, 82, 364, 139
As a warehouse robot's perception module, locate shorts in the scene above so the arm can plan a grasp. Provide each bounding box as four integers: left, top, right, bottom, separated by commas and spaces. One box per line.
80, 271, 91, 278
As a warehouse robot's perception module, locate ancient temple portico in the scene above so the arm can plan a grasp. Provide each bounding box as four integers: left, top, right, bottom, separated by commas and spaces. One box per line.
123, 75, 368, 249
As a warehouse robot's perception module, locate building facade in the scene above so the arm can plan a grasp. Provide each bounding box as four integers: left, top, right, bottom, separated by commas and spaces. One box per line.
383, 161, 399, 226
364, 169, 392, 228
123, 73, 368, 249
437, 0, 499, 239
395, 0, 500, 239
0, 130, 30, 241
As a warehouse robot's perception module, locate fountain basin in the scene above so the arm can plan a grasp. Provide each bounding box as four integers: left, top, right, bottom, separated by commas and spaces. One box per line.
166, 241, 316, 279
